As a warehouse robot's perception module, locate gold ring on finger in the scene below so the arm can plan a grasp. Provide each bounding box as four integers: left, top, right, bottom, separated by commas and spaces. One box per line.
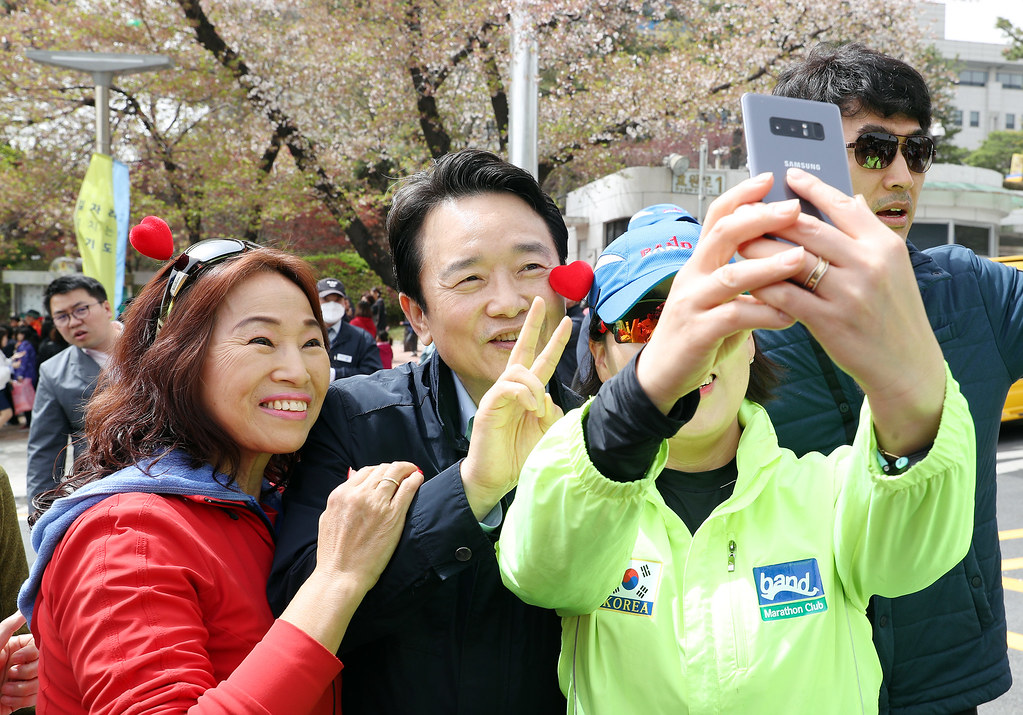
802, 257, 830, 294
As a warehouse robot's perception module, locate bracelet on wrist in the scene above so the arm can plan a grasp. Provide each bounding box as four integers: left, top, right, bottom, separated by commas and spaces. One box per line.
875, 444, 932, 476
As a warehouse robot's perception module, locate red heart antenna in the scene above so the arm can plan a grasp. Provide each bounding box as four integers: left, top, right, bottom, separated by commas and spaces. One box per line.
129, 216, 175, 261
549, 261, 594, 302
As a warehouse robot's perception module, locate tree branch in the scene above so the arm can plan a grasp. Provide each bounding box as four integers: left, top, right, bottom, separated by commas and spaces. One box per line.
174, 0, 395, 281
481, 51, 508, 151
243, 127, 286, 241
118, 87, 204, 242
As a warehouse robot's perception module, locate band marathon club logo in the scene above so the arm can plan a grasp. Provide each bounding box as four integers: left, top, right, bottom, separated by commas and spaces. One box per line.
753, 558, 828, 622
600, 559, 664, 617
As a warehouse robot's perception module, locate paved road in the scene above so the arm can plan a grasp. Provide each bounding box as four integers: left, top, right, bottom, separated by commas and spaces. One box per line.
4, 380, 1022, 711
985, 419, 1023, 713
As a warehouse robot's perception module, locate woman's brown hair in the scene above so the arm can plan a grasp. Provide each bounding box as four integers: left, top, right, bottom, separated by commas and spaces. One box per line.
31, 247, 327, 523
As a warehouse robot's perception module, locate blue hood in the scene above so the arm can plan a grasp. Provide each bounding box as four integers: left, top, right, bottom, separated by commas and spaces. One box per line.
18, 450, 274, 626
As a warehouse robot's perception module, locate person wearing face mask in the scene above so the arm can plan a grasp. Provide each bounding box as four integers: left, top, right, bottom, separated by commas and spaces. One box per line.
317, 278, 382, 381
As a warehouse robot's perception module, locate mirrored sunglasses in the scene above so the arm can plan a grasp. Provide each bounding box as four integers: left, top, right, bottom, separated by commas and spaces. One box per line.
158, 238, 259, 332
601, 299, 665, 344
846, 131, 935, 174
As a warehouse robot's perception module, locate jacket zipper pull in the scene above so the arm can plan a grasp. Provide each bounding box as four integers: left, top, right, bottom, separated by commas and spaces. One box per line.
727, 539, 736, 572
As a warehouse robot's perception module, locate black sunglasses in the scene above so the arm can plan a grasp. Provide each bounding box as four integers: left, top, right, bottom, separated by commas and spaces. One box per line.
845, 131, 935, 174
157, 238, 259, 333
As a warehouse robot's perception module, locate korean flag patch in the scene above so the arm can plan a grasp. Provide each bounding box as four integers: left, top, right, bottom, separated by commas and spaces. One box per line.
599, 559, 663, 617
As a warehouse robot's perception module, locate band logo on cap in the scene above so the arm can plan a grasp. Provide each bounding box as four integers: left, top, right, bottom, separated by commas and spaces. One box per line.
640, 235, 693, 258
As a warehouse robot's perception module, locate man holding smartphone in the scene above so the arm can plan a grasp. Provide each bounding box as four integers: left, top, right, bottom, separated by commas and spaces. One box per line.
755, 43, 1021, 714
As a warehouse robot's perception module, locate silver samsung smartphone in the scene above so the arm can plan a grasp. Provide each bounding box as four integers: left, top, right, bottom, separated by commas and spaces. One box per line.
741, 92, 853, 225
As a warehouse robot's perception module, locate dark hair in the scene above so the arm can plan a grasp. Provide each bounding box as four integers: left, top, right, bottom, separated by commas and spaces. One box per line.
774, 43, 932, 132
355, 297, 373, 318
44, 274, 108, 315
31, 248, 327, 522
386, 149, 569, 311
578, 310, 780, 403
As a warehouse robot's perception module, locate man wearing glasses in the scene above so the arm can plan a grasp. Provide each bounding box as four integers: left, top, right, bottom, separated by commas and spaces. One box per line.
756, 43, 1021, 714
26, 275, 120, 506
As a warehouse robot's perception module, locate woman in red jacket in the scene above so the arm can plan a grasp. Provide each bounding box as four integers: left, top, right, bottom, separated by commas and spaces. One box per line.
350, 295, 377, 336
18, 236, 422, 713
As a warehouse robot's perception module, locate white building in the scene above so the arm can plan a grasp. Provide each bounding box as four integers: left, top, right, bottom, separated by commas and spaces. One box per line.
565, 162, 1023, 264
920, 2, 1023, 150
564, 3, 1023, 263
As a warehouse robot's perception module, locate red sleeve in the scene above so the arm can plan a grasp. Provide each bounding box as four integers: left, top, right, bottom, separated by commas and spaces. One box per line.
199, 620, 343, 713
41, 494, 342, 714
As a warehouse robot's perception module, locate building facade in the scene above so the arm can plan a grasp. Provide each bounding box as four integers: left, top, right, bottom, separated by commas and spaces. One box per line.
564, 4, 1023, 263
921, 2, 1023, 151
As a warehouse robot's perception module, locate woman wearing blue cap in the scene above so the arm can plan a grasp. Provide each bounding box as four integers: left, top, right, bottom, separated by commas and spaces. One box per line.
498, 171, 976, 713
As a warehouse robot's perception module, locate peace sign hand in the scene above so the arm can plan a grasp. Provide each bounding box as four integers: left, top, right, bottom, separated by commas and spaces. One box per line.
461, 297, 573, 520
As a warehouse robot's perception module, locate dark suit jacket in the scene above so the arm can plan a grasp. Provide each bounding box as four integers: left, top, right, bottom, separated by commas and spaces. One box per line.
26, 346, 100, 504
269, 356, 579, 714
328, 320, 382, 380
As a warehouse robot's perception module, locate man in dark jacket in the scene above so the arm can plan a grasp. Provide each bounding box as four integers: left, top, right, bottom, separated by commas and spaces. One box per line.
317, 277, 382, 380
755, 43, 1019, 714
269, 149, 577, 714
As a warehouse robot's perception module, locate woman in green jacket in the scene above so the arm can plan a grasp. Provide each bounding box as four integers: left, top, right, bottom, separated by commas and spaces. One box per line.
498, 171, 976, 714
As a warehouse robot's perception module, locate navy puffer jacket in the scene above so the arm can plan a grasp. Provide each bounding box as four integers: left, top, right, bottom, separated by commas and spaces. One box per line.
757, 242, 1020, 713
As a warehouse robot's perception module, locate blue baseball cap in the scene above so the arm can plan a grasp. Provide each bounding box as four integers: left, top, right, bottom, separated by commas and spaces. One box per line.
589, 214, 703, 323
627, 203, 699, 231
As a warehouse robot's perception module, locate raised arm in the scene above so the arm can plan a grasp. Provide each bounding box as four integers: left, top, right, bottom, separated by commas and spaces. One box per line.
739, 168, 946, 455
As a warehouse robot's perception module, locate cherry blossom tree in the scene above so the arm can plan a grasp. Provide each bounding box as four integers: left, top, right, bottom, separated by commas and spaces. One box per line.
1, 0, 944, 282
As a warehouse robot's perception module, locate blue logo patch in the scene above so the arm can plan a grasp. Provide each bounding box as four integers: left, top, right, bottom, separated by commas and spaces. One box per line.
753, 558, 828, 621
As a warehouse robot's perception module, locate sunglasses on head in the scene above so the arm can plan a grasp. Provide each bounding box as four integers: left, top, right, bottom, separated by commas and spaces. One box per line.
158, 238, 259, 333
600, 299, 665, 344
846, 131, 935, 174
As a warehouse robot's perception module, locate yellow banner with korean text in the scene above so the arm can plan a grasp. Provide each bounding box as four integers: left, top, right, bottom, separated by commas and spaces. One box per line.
72, 153, 130, 311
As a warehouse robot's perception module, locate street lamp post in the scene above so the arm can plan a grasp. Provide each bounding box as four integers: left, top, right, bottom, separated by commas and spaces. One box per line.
509, 3, 539, 179
697, 138, 709, 221
26, 50, 172, 156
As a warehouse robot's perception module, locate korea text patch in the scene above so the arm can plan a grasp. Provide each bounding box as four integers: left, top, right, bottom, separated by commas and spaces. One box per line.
600, 559, 663, 617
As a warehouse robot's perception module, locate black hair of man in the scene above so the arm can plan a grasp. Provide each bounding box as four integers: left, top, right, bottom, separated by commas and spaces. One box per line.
773, 42, 933, 133
43, 275, 108, 316
386, 148, 569, 311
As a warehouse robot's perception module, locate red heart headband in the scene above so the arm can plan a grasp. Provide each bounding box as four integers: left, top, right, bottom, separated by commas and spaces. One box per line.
129, 216, 175, 261
132, 218, 597, 301
548, 260, 594, 302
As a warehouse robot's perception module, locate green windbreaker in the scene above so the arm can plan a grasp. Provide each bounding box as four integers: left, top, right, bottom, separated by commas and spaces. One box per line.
499, 366, 975, 714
